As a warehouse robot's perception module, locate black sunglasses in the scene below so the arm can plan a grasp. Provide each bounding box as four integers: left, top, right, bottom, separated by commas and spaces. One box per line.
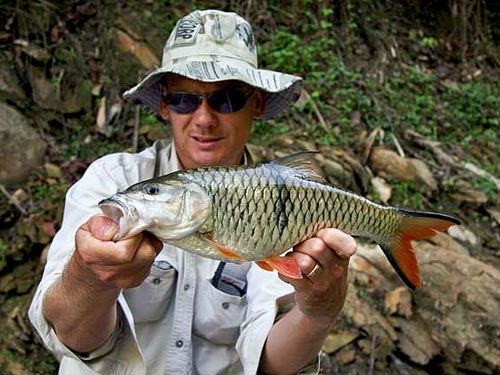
162, 87, 255, 114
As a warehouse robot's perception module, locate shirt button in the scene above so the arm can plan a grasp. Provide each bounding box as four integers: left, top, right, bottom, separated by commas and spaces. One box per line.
183, 284, 190, 291
175, 340, 184, 348
152, 278, 161, 285
222, 302, 229, 309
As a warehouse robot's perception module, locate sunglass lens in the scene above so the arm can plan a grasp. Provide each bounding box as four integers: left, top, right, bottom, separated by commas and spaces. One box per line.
165, 93, 200, 114
209, 89, 247, 113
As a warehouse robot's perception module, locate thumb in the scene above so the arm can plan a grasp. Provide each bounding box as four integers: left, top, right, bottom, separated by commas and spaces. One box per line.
88, 215, 119, 241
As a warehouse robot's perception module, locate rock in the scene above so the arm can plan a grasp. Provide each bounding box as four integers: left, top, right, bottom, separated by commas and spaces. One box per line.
26, 64, 57, 110
385, 286, 412, 318
26, 63, 92, 113
0, 102, 46, 185
369, 147, 415, 182
295, 139, 316, 151
326, 147, 372, 193
390, 315, 440, 365
371, 176, 392, 203
0, 57, 26, 101
450, 186, 488, 206
427, 232, 470, 256
323, 331, 359, 354
349, 237, 500, 373
116, 29, 159, 70
334, 348, 357, 365
321, 157, 353, 188
275, 134, 295, 147
44, 163, 62, 179
417, 241, 500, 372
447, 225, 480, 248
485, 206, 500, 225
408, 158, 438, 191
369, 148, 438, 192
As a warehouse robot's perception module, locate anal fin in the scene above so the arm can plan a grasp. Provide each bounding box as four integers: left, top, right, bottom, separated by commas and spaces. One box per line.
256, 256, 302, 279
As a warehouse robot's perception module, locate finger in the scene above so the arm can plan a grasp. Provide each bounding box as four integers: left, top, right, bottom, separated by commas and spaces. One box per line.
285, 249, 322, 278
129, 233, 163, 265
76, 228, 144, 266
304, 262, 321, 279
293, 236, 335, 269
317, 228, 357, 259
87, 215, 119, 241
144, 233, 163, 255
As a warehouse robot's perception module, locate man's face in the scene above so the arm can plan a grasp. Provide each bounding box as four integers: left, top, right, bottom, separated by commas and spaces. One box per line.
158, 75, 265, 169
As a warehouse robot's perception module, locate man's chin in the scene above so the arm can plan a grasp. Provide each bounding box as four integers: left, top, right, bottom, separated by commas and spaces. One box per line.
193, 150, 243, 167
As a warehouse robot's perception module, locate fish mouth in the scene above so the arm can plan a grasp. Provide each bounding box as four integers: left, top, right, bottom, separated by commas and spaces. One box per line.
98, 197, 133, 240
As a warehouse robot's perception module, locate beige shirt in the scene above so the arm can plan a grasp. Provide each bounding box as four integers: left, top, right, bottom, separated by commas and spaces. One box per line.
29, 140, 319, 375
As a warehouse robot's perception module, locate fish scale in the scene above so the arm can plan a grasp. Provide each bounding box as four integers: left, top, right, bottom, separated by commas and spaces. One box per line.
197, 166, 382, 258
99, 151, 461, 289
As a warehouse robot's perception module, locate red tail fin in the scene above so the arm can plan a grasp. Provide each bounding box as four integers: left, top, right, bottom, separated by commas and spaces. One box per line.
381, 209, 460, 290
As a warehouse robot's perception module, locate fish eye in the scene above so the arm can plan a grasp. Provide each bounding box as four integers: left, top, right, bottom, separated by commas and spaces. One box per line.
144, 184, 160, 195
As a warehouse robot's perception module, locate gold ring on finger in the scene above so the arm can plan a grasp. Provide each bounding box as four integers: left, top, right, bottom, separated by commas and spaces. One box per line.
305, 262, 321, 278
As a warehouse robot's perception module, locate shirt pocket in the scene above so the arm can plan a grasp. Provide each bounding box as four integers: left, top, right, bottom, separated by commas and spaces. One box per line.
193, 280, 248, 345
123, 261, 177, 323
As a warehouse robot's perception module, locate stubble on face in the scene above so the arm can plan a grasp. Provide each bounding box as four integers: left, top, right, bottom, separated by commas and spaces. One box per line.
159, 75, 264, 169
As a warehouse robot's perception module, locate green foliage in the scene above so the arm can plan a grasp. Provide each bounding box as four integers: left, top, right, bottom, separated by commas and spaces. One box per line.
1, 348, 57, 375
61, 133, 124, 161
389, 182, 424, 208
31, 184, 63, 205
254, 12, 500, 194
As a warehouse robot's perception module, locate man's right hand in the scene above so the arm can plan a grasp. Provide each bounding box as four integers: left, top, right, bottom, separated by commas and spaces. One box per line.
42, 214, 162, 354
71, 215, 163, 290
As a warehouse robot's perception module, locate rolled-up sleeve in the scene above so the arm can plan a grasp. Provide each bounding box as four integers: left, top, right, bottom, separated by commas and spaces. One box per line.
28, 153, 155, 374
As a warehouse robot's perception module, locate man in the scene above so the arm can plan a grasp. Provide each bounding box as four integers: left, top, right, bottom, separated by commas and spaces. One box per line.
29, 9, 356, 375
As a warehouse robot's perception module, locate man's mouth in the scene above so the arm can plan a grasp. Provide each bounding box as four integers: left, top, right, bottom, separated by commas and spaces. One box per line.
192, 136, 223, 146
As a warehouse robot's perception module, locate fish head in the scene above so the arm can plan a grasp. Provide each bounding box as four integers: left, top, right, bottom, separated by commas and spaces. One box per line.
99, 178, 212, 241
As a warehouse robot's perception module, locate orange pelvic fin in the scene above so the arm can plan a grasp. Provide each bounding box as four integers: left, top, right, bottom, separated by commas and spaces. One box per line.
383, 209, 461, 291
256, 256, 303, 279
202, 236, 246, 262
255, 260, 274, 271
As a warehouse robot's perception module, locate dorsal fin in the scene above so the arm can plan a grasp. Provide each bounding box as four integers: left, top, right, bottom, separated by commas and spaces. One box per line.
270, 151, 325, 182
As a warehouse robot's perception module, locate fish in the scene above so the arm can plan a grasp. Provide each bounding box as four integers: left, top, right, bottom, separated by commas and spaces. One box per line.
99, 151, 460, 290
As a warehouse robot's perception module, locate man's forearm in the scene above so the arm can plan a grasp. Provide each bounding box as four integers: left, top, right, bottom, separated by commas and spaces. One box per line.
259, 306, 333, 374
42, 256, 121, 353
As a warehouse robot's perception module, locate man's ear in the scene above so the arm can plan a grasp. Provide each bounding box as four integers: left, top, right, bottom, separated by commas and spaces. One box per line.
253, 91, 266, 119
158, 98, 170, 121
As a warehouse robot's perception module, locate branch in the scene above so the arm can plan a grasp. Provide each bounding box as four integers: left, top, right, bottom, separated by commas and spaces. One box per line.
0, 184, 27, 215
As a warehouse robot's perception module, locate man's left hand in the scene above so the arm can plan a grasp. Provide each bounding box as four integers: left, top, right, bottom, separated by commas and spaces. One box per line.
279, 228, 357, 327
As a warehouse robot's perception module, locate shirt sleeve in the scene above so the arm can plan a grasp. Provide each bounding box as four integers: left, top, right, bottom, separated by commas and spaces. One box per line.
236, 265, 321, 375
28, 153, 155, 374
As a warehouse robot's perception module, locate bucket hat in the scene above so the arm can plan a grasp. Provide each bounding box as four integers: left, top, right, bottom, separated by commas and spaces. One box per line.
123, 9, 303, 119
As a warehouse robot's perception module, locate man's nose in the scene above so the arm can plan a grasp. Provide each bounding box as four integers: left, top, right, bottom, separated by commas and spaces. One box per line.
192, 99, 217, 127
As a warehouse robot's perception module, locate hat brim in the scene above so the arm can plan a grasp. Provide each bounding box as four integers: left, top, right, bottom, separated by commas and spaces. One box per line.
123, 60, 303, 120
